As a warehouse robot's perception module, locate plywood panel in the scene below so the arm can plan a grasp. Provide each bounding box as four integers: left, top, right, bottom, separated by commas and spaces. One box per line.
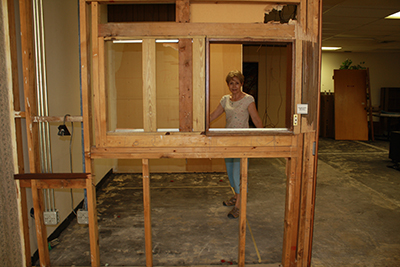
334, 69, 368, 140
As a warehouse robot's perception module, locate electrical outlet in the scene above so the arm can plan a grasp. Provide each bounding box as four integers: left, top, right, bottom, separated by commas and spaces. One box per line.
293, 114, 298, 126
44, 211, 59, 225
77, 209, 89, 224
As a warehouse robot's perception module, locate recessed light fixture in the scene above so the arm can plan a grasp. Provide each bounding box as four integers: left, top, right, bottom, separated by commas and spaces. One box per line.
155, 39, 179, 43
385, 11, 400, 19
321, 46, 342, 51
112, 39, 142, 44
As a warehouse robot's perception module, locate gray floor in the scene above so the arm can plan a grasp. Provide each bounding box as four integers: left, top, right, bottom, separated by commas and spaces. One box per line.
46, 138, 400, 266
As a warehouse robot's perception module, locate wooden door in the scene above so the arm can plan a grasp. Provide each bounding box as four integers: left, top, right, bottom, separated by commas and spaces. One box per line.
334, 69, 368, 140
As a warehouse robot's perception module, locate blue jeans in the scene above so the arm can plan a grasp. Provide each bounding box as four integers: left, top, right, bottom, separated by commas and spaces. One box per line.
225, 158, 241, 194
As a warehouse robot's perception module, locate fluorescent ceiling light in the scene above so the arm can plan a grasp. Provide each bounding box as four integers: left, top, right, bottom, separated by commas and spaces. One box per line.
156, 39, 179, 43
113, 39, 142, 43
322, 46, 342, 51
385, 11, 400, 19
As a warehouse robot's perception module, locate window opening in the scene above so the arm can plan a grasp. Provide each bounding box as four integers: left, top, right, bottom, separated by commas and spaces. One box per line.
207, 40, 293, 134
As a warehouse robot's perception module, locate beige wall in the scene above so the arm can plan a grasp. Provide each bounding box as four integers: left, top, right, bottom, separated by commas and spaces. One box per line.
321, 52, 400, 108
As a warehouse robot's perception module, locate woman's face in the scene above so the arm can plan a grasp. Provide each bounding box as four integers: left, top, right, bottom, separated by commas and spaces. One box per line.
228, 76, 243, 94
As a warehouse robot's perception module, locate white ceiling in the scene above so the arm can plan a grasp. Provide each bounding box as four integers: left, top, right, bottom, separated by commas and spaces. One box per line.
322, 0, 400, 52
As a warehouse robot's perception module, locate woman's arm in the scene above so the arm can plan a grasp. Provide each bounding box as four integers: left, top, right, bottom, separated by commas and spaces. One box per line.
248, 102, 263, 128
210, 103, 224, 122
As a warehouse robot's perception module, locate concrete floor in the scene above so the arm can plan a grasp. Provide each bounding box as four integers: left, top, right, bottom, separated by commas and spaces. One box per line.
45, 138, 400, 266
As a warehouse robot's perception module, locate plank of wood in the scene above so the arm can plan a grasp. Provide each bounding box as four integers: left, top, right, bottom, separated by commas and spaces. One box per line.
301, 40, 319, 133
238, 158, 248, 267
142, 39, 157, 132
15, 173, 90, 180
176, 0, 190, 23
86, 173, 100, 267
93, 0, 301, 3
105, 133, 295, 147
293, 40, 302, 134
32, 115, 83, 123
92, 2, 102, 147
19, 0, 40, 173
99, 22, 295, 39
91, 145, 298, 159
142, 159, 153, 267
179, 38, 193, 131
18, 179, 86, 189
80, 0, 93, 157
282, 134, 303, 267
98, 37, 107, 144
192, 38, 205, 131
31, 180, 50, 266
296, 132, 316, 266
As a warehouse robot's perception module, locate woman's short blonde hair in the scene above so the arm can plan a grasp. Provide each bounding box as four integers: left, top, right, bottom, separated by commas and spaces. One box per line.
225, 70, 245, 84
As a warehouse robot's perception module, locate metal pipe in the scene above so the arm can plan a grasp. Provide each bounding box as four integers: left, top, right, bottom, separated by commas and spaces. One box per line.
33, 0, 56, 211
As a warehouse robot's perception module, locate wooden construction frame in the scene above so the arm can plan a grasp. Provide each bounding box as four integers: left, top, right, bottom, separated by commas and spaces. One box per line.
13, 0, 322, 266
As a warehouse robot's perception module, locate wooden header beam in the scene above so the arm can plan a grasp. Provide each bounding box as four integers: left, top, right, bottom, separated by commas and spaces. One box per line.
99, 22, 296, 39
89, 0, 301, 3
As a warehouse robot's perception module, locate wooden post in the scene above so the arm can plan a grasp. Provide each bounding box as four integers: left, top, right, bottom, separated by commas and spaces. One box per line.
142, 39, 157, 132
6, 0, 30, 265
282, 134, 303, 267
18, 0, 48, 265
176, 0, 192, 132
86, 174, 100, 267
192, 37, 205, 132
178, 38, 193, 132
31, 180, 50, 266
81, 1, 100, 266
296, 132, 316, 267
142, 159, 153, 267
238, 158, 248, 267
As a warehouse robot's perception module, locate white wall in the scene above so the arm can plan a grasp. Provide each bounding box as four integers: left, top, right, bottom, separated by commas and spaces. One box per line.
321, 52, 400, 107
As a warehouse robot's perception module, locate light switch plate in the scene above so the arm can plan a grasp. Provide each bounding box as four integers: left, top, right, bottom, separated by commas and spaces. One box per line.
297, 104, 308, 114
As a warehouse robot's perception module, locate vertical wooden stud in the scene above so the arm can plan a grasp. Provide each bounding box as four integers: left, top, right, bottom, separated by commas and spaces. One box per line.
176, 0, 190, 23
238, 158, 248, 267
142, 159, 153, 267
296, 133, 317, 267
92, 2, 102, 146
293, 39, 302, 134
282, 134, 303, 267
80, 1, 100, 266
6, 0, 30, 265
19, 0, 45, 265
192, 38, 205, 132
31, 181, 50, 266
179, 38, 193, 132
142, 39, 157, 132
98, 36, 107, 142
86, 174, 100, 267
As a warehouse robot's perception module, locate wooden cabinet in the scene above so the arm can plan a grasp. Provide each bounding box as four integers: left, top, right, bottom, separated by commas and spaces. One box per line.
334, 69, 368, 140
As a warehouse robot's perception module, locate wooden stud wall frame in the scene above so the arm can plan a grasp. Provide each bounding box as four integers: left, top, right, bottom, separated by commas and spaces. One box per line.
14, 0, 322, 266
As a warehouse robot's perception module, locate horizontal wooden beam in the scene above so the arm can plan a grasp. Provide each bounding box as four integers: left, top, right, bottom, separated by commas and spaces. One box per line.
15, 173, 91, 189
90, 0, 300, 3
106, 133, 297, 147
32, 116, 83, 123
99, 22, 295, 39
91, 145, 298, 159
15, 173, 90, 180
18, 179, 87, 189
